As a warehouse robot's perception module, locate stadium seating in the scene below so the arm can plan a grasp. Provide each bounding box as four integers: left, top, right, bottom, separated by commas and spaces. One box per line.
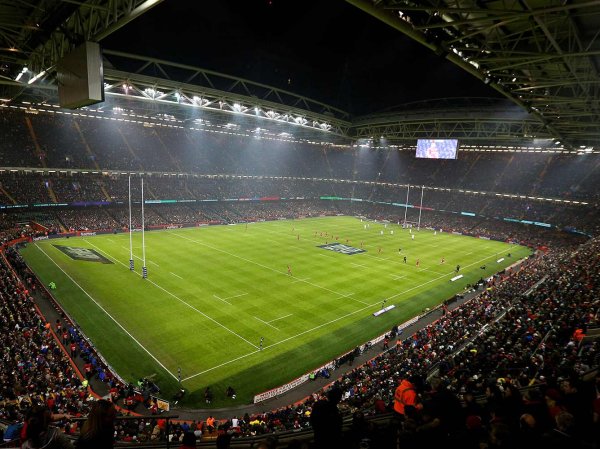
0, 107, 599, 448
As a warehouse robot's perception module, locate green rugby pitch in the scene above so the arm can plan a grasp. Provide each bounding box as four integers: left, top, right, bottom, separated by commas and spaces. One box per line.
19, 216, 532, 407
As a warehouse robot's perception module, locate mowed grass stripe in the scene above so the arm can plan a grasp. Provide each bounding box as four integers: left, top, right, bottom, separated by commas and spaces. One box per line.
82, 239, 261, 350
20, 217, 532, 406
35, 244, 179, 381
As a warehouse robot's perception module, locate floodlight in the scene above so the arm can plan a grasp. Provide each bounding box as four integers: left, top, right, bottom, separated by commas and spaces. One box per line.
28, 69, 46, 84
15, 67, 28, 81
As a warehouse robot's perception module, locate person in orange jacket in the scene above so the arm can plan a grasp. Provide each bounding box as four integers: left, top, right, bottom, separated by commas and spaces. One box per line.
393, 376, 422, 417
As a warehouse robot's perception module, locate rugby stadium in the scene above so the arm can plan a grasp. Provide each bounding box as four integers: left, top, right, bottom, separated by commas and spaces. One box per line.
0, 1, 599, 448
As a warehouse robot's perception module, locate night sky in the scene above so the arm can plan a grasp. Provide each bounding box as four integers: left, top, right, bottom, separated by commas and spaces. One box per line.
103, 0, 502, 115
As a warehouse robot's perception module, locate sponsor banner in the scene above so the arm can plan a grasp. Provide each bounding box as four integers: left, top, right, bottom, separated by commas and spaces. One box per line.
254, 313, 422, 403
166, 225, 182, 229
398, 316, 419, 332
478, 236, 491, 240
451, 231, 462, 235
53, 245, 113, 264
318, 243, 366, 255
79, 232, 97, 237
33, 236, 49, 241
254, 374, 310, 403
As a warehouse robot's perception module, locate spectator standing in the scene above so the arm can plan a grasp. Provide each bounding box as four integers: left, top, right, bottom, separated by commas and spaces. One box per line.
21, 405, 74, 449
76, 400, 116, 449
310, 387, 343, 449
394, 376, 421, 419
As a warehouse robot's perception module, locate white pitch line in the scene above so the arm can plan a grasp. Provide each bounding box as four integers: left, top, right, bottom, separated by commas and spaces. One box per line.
181, 237, 521, 382
254, 316, 279, 330
83, 239, 259, 350
350, 262, 369, 268
213, 294, 232, 305
390, 274, 408, 280
290, 277, 310, 284
149, 260, 159, 267
34, 244, 178, 381
170, 272, 183, 279
182, 298, 379, 382
268, 313, 292, 323
340, 292, 369, 305
221, 292, 248, 301
107, 238, 116, 243
383, 250, 513, 303
182, 349, 261, 382
172, 233, 363, 304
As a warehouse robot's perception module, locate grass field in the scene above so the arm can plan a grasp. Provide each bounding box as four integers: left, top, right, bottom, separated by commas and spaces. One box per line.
19, 216, 532, 407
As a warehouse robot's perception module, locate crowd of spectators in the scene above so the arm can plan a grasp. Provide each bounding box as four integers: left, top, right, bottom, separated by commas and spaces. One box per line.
56, 209, 116, 232
0, 202, 597, 447
1, 108, 599, 202
0, 250, 91, 427
0, 170, 598, 234
83, 235, 597, 447
0, 106, 599, 447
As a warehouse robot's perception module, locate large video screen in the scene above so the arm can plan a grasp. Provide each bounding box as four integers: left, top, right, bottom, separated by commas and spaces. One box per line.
416, 139, 458, 159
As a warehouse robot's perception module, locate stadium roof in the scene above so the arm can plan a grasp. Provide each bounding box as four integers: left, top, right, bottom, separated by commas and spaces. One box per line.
0, 0, 599, 149
349, 0, 600, 148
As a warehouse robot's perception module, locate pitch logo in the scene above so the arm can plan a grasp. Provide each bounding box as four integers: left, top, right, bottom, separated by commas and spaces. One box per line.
53, 245, 113, 264
318, 243, 366, 255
